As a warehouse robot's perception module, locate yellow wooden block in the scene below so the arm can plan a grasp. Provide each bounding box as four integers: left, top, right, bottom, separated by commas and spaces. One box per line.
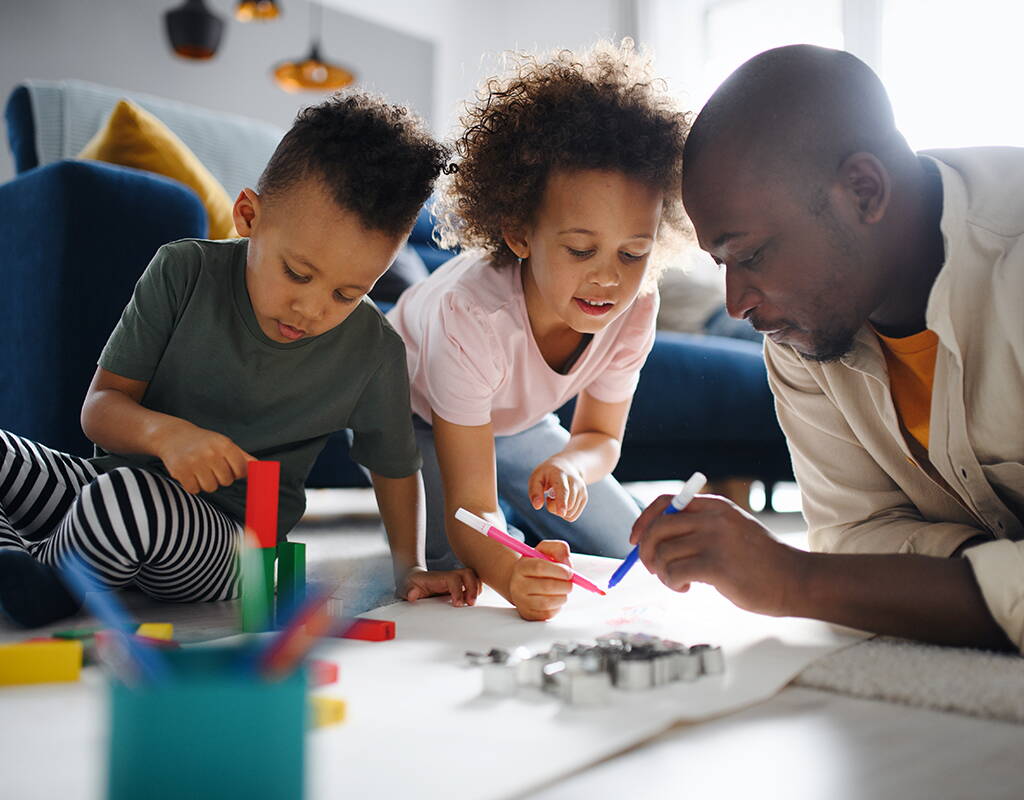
135, 623, 174, 641
0, 640, 83, 686
309, 696, 346, 729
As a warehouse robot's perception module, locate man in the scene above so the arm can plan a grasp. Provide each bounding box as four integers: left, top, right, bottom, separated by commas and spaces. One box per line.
632, 44, 1022, 652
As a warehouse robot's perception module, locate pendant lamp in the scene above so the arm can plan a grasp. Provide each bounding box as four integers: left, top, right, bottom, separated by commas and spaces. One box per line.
236, 0, 280, 22
273, 2, 355, 92
164, 0, 225, 60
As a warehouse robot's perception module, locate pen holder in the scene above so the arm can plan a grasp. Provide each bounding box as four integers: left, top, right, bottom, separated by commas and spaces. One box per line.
107, 644, 307, 800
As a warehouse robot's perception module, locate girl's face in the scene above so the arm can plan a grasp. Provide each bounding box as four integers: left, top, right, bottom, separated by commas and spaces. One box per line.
233, 178, 403, 343
508, 169, 664, 336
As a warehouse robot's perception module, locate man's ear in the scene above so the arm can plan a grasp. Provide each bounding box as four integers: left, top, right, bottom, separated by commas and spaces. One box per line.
232, 188, 260, 238
501, 227, 530, 260
838, 152, 890, 225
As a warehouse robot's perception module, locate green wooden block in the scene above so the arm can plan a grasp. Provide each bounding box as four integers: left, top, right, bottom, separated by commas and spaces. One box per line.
276, 541, 306, 618
240, 546, 276, 632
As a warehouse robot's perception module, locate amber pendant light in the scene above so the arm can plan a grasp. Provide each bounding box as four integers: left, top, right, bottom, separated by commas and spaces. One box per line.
273, 2, 355, 92
164, 0, 225, 60
236, 0, 280, 22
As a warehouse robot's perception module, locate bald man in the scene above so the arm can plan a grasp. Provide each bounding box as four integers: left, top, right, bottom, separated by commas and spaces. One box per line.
631, 45, 1022, 652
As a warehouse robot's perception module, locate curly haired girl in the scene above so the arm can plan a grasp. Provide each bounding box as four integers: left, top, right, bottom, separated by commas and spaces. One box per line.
388, 40, 690, 621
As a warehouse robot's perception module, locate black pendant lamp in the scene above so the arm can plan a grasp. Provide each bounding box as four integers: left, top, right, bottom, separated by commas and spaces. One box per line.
236, 0, 281, 22
164, 0, 225, 60
273, 2, 355, 92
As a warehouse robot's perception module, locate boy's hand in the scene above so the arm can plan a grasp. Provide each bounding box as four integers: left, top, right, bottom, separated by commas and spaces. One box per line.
154, 420, 254, 494
630, 494, 804, 616
508, 540, 573, 621
528, 457, 587, 521
398, 566, 482, 608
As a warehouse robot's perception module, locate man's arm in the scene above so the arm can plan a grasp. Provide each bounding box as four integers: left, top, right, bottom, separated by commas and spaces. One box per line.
631, 494, 1015, 651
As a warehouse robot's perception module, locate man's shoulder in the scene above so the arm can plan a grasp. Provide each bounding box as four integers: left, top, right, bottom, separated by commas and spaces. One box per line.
924, 147, 1024, 239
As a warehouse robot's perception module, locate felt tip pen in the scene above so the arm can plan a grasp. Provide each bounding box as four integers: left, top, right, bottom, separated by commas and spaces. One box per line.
607, 471, 706, 589
454, 508, 606, 596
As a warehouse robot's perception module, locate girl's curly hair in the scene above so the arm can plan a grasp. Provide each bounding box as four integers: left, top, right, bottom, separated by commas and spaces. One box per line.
434, 39, 690, 279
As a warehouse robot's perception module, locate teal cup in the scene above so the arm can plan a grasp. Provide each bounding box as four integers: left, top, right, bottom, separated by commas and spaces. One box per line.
107, 644, 307, 800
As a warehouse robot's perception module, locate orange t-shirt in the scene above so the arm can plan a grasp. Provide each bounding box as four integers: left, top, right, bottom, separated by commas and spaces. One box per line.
874, 327, 940, 451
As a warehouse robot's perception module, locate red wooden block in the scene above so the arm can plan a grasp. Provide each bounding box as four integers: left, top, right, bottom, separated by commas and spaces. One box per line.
310, 659, 339, 687
336, 618, 395, 642
245, 461, 280, 549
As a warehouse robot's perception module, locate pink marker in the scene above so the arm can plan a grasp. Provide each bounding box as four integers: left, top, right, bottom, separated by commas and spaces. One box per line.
455, 508, 606, 596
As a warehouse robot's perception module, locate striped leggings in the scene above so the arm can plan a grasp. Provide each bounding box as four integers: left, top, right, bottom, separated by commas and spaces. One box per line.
0, 430, 241, 602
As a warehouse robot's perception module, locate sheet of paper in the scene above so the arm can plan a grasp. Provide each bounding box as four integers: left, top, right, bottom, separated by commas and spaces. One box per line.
307, 555, 865, 800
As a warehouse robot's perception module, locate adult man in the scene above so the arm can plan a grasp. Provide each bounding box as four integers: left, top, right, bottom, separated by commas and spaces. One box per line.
632, 44, 1022, 652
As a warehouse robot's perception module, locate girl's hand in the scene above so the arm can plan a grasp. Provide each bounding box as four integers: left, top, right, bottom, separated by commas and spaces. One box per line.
528, 457, 587, 521
398, 566, 482, 608
154, 420, 254, 494
508, 540, 573, 621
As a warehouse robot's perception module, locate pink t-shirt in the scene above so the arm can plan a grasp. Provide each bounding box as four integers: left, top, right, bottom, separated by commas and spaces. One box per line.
386, 251, 659, 436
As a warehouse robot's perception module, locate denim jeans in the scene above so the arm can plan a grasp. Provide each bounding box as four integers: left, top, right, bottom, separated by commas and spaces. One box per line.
413, 414, 639, 571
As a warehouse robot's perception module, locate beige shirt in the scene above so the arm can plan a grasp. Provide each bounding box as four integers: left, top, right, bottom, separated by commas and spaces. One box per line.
764, 147, 1024, 652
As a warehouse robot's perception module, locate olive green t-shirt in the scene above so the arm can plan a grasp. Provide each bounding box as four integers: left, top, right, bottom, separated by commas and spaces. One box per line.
91, 238, 421, 538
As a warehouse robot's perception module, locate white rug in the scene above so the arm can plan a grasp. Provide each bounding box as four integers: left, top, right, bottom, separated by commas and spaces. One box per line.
794, 636, 1024, 724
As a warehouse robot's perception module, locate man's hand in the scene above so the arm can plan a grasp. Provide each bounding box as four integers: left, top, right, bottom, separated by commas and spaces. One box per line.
154, 419, 253, 494
398, 566, 482, 607
630, 494, 804, 616
508, 540, 574, 621
528, 457, 588, 521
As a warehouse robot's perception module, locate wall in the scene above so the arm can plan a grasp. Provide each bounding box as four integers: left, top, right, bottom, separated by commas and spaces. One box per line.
0, 0, 434, 182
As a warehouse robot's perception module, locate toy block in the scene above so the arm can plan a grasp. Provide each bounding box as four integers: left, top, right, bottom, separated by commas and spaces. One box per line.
52, 627, 102, 640
331, 618, 395, 642
245, 461, 280, 549
310, 659, 339, 687
309, 696, 346, 729
241, 545, 277, 632
326, 597, 344, 619
135, 623, 174, 641
276, 541, 306, 616
0, 640, 83, 686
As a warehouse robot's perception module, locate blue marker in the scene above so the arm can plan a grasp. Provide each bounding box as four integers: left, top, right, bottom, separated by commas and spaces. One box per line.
608, 472, 706, 588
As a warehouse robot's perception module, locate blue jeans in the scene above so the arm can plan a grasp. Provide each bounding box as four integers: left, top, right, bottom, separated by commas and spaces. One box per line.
414, 415, 639, 571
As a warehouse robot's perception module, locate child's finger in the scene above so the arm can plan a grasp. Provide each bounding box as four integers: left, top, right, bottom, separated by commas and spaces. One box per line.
446, 573, 467, 607
528, 472, 548, 509
534, 539, 571, 565
523, 577, 573, 597
405, 585, 424, 603
460, 569, 481, 603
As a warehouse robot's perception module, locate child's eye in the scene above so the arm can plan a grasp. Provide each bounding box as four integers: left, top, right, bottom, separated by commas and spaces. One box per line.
738, 249, 762, 269
283, 263, 311, 283
567, 247, 595, 259
333, 290, 356, 303
620, 251, 647, 262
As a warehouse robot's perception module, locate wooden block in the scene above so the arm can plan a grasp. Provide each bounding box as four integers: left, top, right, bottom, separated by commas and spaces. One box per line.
310, 659, 339, 687
135, 623, 174, 641
332, 618, 395, 642
240, 545, 277, 633
309, 696, 346, 728
276, 541, 306, 617
0, 640, 83, 686
245, 461, 280, 549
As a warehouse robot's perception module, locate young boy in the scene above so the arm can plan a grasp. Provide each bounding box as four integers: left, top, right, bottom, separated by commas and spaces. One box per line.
0, 92, 479, 627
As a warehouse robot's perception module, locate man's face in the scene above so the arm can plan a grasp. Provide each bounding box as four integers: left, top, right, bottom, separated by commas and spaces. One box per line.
683, 162, 883, 362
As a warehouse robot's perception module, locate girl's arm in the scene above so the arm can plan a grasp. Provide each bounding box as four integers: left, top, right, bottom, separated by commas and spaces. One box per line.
369, 470, 480, 606
528, 392, 632, 520
432, 413, 573, 620
81, 367, 251, 494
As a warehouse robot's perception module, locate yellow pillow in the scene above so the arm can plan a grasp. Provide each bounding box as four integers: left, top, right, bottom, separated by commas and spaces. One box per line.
78, 99, 237, 239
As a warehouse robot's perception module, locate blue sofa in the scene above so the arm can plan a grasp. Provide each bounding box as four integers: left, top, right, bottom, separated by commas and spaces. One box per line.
1, 81, 791, 502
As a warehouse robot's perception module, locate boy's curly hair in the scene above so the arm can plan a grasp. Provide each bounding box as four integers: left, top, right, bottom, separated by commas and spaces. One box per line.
435, 39, 690, 277
259, 91, 451, 236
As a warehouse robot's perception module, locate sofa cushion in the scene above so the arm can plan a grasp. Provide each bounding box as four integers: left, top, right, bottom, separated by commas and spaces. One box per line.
78, 99, 236, 240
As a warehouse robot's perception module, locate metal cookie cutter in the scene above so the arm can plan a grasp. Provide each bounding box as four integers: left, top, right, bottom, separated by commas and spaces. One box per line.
690, 643, 725, 675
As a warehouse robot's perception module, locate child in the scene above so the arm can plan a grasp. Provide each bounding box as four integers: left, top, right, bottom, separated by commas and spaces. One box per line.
387, 41, 690, 621
0, 92, 479, 627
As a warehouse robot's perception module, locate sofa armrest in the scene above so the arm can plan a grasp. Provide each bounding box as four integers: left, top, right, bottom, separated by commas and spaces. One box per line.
0, 159, 207, 455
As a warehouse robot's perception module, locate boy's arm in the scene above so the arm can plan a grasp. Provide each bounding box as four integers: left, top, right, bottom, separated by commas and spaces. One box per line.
432, 413, 572, 621
82, 367, 251, 494
527, 392, 631, 519
631, 494, 1014, 651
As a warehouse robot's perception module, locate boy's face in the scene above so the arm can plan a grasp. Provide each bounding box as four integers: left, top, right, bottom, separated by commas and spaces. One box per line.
506, 169, 663, 336
233, 179, 404, 343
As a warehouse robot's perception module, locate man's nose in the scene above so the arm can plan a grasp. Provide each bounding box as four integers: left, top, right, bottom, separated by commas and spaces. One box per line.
724, 269, 760, 320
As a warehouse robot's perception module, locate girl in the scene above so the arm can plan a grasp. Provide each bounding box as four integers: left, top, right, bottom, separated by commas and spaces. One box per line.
388, 40, 690, 621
